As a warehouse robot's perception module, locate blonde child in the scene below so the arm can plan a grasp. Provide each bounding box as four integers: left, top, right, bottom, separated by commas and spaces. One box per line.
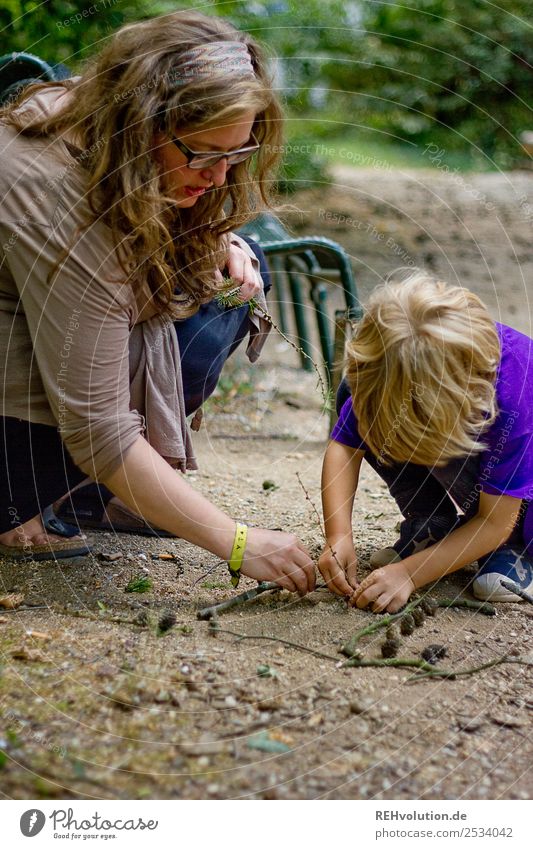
319, 271, 533, 612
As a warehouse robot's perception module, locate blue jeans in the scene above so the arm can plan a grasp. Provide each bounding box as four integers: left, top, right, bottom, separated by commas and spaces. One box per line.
175, 237, 271, 416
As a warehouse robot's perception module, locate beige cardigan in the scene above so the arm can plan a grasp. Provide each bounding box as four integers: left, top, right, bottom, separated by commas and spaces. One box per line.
0, 86, 269, 479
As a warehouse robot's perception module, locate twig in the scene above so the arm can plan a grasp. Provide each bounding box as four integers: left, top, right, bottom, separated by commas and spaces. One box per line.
342, 653, 532, 682
341, 656, 438, 672
192, 559, 226, 588
0, 606, 49, 614
405, 654, 532, 683
500, 579, 533, 605
255, 304, 331, 408
296, 471, 347, 577
437, 598, 496, 615
197, 581, 281, 620
215, 283, 330, 407
208, 623, 339, 661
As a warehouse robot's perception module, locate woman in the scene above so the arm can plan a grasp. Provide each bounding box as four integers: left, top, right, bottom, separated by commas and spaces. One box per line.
0, 11, 315, 594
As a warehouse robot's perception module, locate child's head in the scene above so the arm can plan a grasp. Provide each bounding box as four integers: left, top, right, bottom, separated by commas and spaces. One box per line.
345, 270, 500, 466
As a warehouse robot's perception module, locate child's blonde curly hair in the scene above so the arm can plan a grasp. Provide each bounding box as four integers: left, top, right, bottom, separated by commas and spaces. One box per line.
345, 270, 501, 466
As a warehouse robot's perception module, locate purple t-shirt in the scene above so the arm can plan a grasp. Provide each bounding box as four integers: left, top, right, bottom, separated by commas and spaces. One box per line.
331, 323, 533, 501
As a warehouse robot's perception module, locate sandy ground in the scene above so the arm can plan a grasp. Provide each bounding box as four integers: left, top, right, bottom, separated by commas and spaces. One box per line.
0, 166, 532, 801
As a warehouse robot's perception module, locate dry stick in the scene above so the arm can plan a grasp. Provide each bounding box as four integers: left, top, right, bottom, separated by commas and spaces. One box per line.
205, 625, 532, 684
208, 622, 339, 662
197, 581, 282, 620
437, 598, 496, 615
215, 285, 330, 408
500, 579, 533, 605
255, 305, 331, 409
405, 654, 532, 684
342, 654, 532, 682
197, 580, 329, 621
296, 471, 347, 579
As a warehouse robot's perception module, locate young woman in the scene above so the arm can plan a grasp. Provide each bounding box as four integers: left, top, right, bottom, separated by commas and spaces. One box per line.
319, 271, 533, 611
0, 11, 315, 594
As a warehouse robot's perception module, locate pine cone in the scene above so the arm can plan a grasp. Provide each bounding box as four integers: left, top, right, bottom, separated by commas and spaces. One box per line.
420, 597, 439, 616
412, 607, 426, 627
381, 638, 401, 658
400, 613, 415, 635
158, 611, 177, 633
386, 624, 400, 641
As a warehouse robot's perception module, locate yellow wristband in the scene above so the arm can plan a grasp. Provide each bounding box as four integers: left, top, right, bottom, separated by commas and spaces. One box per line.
228, 522, 248, 588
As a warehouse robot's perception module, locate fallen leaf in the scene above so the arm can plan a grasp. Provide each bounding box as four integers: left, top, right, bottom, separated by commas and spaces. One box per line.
0, 593, 25, 609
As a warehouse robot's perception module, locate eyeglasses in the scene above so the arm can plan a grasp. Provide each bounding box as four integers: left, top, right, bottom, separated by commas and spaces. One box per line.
171, 131, 260, 170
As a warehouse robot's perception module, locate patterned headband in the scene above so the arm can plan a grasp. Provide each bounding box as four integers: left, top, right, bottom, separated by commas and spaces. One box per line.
170, 41, 256, 85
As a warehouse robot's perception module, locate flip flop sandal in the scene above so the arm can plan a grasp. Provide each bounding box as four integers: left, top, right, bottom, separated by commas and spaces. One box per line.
0, 537, 91, 561
53, 482, 177, 538
41, 504, 82, 538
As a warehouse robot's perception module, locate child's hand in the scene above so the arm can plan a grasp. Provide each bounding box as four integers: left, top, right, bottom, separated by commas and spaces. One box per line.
350, 562, 415, 613
318, 537, 358, 597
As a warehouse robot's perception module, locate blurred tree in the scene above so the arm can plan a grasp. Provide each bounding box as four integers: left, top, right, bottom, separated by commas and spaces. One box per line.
321, 0, 533, 167
0, 0, 128, 66
1, 0, 530, 166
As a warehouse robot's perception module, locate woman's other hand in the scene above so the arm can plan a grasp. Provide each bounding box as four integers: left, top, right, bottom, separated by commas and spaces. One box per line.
216, 242, 261, 301
242, 527, 316, 595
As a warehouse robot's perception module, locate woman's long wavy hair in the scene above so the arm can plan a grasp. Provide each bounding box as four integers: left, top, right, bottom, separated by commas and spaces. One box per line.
345, 270, 501, 466
0, 11, 283, 317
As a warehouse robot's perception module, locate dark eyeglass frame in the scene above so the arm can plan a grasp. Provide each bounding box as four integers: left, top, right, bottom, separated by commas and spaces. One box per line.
171, 131, 260, 170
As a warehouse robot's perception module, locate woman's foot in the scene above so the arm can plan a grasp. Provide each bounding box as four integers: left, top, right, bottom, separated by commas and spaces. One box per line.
0, 514, 85, 548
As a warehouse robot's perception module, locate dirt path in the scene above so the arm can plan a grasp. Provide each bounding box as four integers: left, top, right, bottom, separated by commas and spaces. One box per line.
0, 168, 532, 801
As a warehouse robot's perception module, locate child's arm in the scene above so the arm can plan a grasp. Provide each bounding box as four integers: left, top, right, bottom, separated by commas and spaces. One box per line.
319, 439, 365, 596
352, 491, 522, 612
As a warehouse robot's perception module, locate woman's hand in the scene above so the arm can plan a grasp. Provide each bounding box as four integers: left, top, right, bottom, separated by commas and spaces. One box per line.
241, 527, 316, 595
216, 242, 261, 301
318, 536, 358, 597
350, 562, 415, 613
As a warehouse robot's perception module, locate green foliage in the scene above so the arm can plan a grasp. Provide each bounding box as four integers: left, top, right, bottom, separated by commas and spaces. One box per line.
0, 0, 131, 68
2, 0, 530, 172
320, 0, 533, 168
125, 574, 152, 593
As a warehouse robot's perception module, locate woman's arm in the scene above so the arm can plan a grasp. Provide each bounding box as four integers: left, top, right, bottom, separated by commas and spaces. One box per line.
353, 491, 522, 612
104, 435, 316, 594
318, 440, 365, 596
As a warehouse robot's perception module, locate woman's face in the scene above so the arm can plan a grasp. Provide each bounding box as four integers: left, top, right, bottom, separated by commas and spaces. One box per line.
153, 111, 256, 207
